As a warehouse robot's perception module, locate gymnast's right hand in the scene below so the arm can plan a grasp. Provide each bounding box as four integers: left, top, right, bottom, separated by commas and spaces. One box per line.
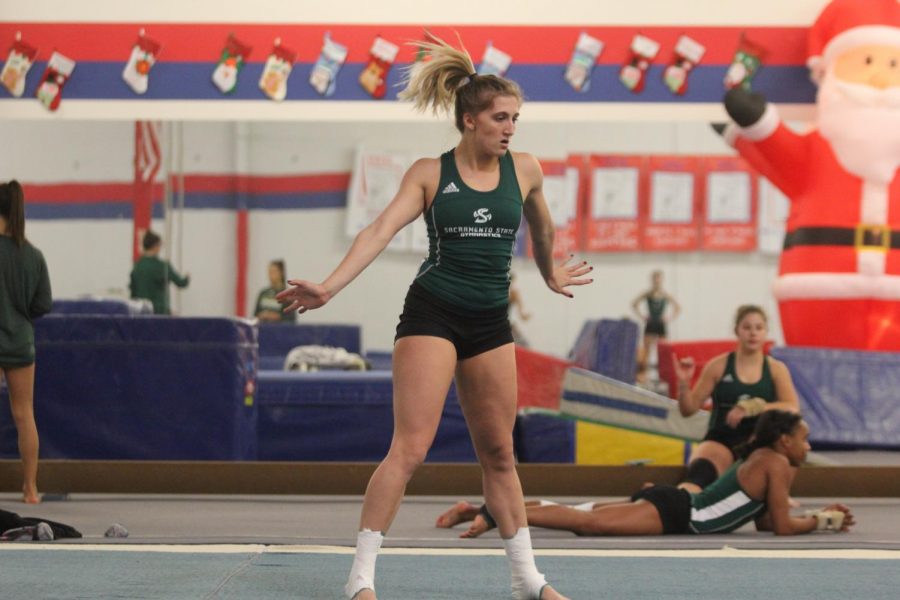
276, 279, 331, 315
673, 354, 696, 382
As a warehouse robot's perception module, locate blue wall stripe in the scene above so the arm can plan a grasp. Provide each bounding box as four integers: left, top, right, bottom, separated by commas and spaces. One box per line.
4, 62, 816, 104
26, 191, 346, 219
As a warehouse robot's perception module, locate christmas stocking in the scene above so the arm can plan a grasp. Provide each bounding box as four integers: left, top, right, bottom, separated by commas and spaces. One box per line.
564, 32, 603, 93
1, 37, 38, 97
309, 32, 348, 97
619, 34, 659, 93
724, 35, 765, 90
663, 35, 705, 95
122, 34, 161, 95
478, 42, 512, 77
259, 41, 296, 101
35, 51, 76, 112
359, 36, 399, 99
212, 34, 252, 94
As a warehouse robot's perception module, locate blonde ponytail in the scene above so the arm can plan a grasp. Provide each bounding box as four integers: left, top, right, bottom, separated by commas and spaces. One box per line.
399, 31, 523, 132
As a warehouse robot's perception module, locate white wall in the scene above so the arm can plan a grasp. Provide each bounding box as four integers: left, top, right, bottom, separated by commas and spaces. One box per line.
4, 0, 826, 353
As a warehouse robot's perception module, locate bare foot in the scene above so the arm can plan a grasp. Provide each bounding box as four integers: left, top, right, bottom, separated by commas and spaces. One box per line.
23, 485, 40, 504
460, 514, 493, 538
435, 501, 479, 528
540, 584, 570, 600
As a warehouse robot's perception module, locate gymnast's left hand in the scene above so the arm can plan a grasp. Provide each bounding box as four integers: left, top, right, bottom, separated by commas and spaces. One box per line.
275, 279, 331, 315
546, 255, 594, 298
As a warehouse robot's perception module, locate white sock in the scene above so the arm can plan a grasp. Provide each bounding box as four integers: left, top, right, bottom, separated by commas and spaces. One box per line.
537, 500, 559, 507
345, 529, 383, 599
572, 501, 596, 512
502, 527, 548, 600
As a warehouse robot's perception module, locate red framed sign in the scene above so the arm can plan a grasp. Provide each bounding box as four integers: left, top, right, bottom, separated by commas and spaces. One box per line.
700, 156, 758, 251
643, 155, 700, 251
584, 154, 645, 252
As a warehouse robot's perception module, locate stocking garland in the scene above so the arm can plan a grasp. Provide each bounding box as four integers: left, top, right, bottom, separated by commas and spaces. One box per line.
35, 51, 76, 112
122, 33, 161, 95
359, 36, 398, 99
1, 35, 38, 97
619, 34, 660, 94
309, 32, 348, 97
663, 35, 705, 95
259, 40, 296, 101
212, 34, 252, 94
564, 32, 603, 93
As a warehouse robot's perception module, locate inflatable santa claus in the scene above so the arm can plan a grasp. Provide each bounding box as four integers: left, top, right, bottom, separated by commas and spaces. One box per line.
724, 0, 900, 350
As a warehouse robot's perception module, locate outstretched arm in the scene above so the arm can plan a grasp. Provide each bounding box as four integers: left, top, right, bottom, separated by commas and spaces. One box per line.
723, 88, 809, 198
277, 158, 433, 314
519, 153, 593, 297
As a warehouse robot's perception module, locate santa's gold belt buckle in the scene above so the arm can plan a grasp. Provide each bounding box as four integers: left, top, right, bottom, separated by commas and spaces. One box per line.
855, 224, 891, 252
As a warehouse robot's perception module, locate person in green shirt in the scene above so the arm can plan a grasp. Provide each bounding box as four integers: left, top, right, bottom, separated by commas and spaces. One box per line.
437, 411, 854, 538
0, 180, 52, 504
254, 259, 294, 323
129, 230, 189, 315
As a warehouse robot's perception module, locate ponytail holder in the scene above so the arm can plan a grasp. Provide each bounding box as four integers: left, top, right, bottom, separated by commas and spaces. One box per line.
469, 72, 477, 78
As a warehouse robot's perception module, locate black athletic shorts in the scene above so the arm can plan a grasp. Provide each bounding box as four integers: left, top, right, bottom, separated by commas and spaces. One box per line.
630, 484, 692, 534
395, 282, 513, 360
644, 318, 666, 337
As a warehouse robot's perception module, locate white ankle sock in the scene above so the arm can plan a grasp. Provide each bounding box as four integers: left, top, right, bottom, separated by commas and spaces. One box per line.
502, 527, 548, 600
344, 529, 384, 599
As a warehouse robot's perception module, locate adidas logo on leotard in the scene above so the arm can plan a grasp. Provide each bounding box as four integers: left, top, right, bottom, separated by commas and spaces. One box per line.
442, 182, 460, 194
721, 374, 734, 382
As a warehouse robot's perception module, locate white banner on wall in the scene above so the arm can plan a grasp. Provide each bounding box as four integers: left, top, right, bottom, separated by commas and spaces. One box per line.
346, 146, 414, 252
757, 177, 790, 256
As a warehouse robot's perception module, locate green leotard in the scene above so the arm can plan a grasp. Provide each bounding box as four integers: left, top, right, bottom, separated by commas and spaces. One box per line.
689, 460, 766, 533
708, 352, 776, 442
414, 149, 523, 310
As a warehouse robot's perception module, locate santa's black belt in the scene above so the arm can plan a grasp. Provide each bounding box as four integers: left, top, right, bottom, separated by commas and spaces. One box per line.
783, 226, 900, 251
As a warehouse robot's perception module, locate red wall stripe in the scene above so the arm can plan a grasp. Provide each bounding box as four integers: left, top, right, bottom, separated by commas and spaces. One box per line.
0, 23, 808, 65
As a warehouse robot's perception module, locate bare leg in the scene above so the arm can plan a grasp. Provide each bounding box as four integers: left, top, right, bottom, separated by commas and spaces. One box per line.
456, 344, 568, 600
463, 500, 662, 538
4, 365, 39, 504
347, 336, 457, 600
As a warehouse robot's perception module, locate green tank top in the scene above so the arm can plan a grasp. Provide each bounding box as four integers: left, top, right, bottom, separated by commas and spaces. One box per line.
414, 149, 523, 310
689, 460, 766, 533
708, 352, 776, 437
647, 295, 666, 322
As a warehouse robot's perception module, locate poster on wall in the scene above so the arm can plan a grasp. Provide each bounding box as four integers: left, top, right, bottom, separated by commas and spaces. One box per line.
700, 157, 757, 251
527, 157, 582, 258
757, 177, 790, 256
644, 156, 700, 251
346, 147, 412, 252
584, 155, 644, 252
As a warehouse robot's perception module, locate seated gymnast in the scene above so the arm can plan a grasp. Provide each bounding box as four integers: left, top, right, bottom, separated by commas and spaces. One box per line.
436, 410, 853, 538
674, 305, 800, 494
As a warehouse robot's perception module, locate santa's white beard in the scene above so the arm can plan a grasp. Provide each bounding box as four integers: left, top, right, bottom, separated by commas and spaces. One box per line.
817, 73, 900, 184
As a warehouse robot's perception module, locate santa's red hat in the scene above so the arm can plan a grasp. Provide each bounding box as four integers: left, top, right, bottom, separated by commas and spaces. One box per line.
807, 0, 900, 82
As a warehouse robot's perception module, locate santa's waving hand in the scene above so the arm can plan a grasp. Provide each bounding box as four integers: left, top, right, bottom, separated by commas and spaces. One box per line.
723, 0, 900, 351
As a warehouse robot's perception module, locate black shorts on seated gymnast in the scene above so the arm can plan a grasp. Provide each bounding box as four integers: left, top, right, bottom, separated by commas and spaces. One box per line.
395, 282, 513, 360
